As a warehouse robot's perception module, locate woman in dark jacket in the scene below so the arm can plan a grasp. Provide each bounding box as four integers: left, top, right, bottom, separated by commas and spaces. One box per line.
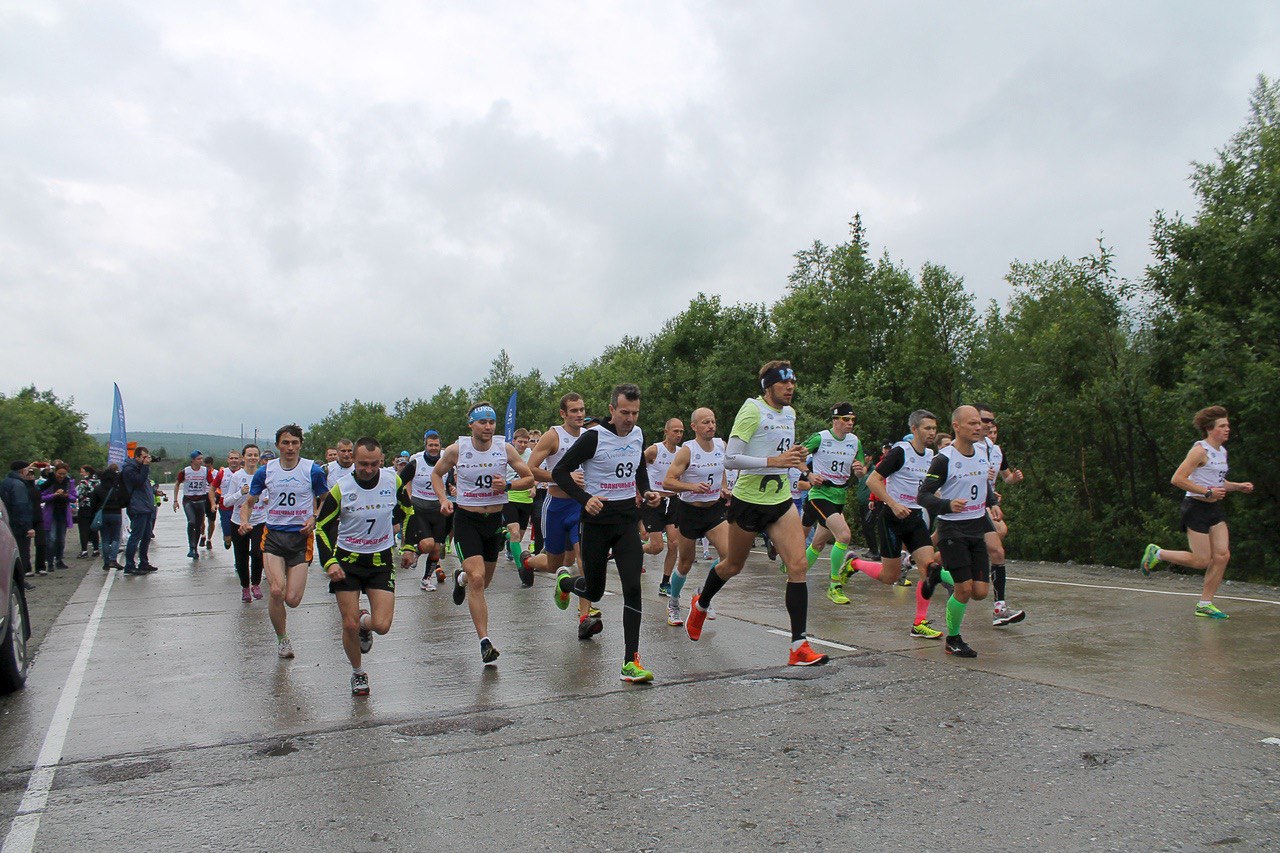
41, 464, 77, 570
91, 466, 128, 570
77, 465, 100, 558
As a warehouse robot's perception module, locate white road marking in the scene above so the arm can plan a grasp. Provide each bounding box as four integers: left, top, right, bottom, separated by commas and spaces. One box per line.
765, 628, 856, 651
1008, 575, 1280, 606
3, 569, 117, 853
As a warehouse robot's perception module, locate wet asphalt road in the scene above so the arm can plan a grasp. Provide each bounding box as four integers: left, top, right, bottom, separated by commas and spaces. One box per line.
2, 509, 1279, 851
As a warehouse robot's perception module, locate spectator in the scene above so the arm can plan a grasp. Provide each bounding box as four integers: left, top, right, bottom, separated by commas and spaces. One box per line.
41, 463, 77, 570
77, 464, 101, 559
0, 461, 38, 589
91, 465, 128, 571
122, 447, 158, 575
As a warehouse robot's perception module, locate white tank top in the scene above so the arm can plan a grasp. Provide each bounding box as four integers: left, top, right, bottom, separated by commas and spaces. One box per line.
808, 430, 861, 487
182, 466, 210, 498
335, 469, 398, 553
454, 436, 507, 507
742, 397, 795, 477
936, 445, 991, 522
984, 438, 1004, 483
647, 443, 677, 494
409, 451, 440, 501
545, 425, 579, 472
325, 460, 355, 489
678, 438, 726, 504
885, 440, 934, 509
1187, 440, 1228, 498
264, 458, 319, 528
789, 468, 803, 500
581, 424, 644, 501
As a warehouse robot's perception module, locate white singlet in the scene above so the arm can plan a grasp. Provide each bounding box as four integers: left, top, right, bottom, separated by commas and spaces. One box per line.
647, 442, 677, 495
581, 425, 644, 501
181, 466, 210, 498
1187, 440, 1228, 498
325, 460, 355, 490
334, 469, 398, 553
263, 457, 321, 529
454, 436, 507, 508
678, 438, 726, 505
885, 440, 934, 510
409, 451, 440, 501
808, 430, 861, 487
936, 445, 992, 522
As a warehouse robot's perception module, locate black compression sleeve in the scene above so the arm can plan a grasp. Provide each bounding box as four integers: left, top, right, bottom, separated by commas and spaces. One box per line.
553, 429, 599, 506
636, 454, 651, 495
874, 446, 906, 478
917, 454, 952, 517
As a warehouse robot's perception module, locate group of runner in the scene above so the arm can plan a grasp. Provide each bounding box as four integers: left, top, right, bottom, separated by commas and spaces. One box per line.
167, 361, 1249, 696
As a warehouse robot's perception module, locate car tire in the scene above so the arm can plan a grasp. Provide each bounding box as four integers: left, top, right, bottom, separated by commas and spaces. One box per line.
0, 566, 30, 694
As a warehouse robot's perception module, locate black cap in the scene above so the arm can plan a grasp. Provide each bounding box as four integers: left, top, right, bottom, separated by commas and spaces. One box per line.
831, 402, 855, 417
10, 460, 29, 472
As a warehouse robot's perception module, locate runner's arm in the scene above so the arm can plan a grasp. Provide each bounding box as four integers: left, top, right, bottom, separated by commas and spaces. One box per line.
314, 486, 342, 567
527, 432, 558, 483
431, 446, 458, 509
916, 455, 953, 517
867, 445, 904, 505
394, 475, 416, 547
552, 430, 598, 506
1171, 444, 1211, 496
505, 444, 534, 492
663, 446, 696, 493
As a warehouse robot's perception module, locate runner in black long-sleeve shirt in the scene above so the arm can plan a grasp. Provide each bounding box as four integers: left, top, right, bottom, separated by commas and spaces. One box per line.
551, 384, 661, 683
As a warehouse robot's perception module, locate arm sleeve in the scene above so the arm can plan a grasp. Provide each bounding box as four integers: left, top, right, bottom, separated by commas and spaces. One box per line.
874, 446, 906, 478
399, 459, 416, 485
552, 430, 598, 506
314, 487, 342, 566
636, 455, 651, 495
724, 436, 769, 471
394, 476, 415, 547
249, 468, 267, 496
222, 475, 246, 509
917, 455, 953, 517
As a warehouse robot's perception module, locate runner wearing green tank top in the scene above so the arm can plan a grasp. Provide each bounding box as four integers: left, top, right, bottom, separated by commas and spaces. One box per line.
684, 359, 829, 667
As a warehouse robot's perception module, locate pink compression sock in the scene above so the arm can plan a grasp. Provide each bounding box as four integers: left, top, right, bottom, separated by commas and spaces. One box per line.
914, 580, 929, 624
853, 558, 882, 581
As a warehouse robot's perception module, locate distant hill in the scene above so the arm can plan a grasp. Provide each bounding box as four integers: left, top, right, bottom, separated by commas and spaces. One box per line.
91, 432, 248, 460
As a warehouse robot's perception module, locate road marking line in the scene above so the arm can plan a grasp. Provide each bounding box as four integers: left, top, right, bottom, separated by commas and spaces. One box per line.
3, 568, 116, 853
765, 628, 856, 651
1009, 575, 1280, 606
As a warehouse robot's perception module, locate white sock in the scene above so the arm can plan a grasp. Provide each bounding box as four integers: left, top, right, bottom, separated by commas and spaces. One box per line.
359, 612, 371, 631
1156, 549, 1165, 561
789, 638, 805, 650
352, 666, 365, 675
1198, 600, 1211, 607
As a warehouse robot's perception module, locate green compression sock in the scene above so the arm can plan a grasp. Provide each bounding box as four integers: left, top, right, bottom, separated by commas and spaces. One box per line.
830, 542, 848, 581
940, 568, 955, 585
805, 546, 820, 569
945, 595, 967, 636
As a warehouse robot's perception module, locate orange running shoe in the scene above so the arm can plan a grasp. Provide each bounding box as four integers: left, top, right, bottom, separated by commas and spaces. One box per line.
788, 640, 829, 667
686, 593, 709, 641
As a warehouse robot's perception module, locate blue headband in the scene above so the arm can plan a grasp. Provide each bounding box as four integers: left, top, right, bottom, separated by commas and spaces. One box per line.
468, 406, 497, 423
423, 429, 439, 438
761, 366, 796, 390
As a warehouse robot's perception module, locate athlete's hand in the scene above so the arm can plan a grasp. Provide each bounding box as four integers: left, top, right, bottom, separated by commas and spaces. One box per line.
774, 446, 808, 469
494, 478, 508, 493
889, 500, 910, 520
949, 498, 967, 513
302, 516, 316, 534
990, 505, 1004, 523
571, 471, 586, 488
584, 496, 604, 516
691, 481, 712, 494
1205, 487, 1226, 502
643, 491, 661, 507
325, 563, 345, 582
400, 550, 416, 569
440, 498, 454, 516
173, 502, 179, 513
240, 484, 250, 495
852, 461, 866, 478
238, 522, 251, 535
1240, 482, 1255, 494
808, 472, 826, 486
1007, 468, 1024, 484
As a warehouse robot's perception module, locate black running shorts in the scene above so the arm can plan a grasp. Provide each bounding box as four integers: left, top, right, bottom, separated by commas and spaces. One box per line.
503, 501, 533, 528
327, 558, 396, 594
1180, 497, 1226, 534
407, 502, 450, 547
453, 507, 506, 563
877, 508, 933, 556
802, 497, 846, 529
727, 498, 793, 534
261, 528, 312, 568
641, 496, 678, 532
935, 525, 989, 585
675, 499, 727, 541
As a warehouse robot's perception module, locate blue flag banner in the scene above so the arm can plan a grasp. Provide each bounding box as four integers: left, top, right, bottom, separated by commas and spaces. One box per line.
504, 391, 518, 442
108, 383, 128, 468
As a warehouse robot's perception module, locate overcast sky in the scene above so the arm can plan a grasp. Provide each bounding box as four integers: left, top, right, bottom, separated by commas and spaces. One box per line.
3, 1, 1276, 435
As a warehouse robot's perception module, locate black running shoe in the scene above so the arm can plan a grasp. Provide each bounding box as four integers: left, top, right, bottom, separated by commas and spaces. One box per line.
921, 561, 942, 600
517, 554, 534, 588
452, 569, 466, 605
480, 638, 499, 664
577, 614, 603, 640
945, 635, 977, 658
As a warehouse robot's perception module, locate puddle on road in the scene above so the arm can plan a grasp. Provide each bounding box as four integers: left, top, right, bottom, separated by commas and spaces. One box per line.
396, 715, 513, 738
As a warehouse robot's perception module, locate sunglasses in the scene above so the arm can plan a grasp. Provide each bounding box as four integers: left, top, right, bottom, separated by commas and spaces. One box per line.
835, 415, 856, 422
980, 417, 995, 424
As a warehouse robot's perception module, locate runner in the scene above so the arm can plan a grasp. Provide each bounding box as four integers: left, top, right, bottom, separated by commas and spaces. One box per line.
974, 404, 1027, 627
661, 407, 731, 628
1140, 406, 1253, 618
203, 455, 219, 551
917, 406, 999, 658
642, 418, 683, 596
433, 403, 534, 665
528, 427, 547, 558
325, 447, 338, 464
315, 436, 416, 695
523, 393, 599, 637
217, 450, 254, 601
242, 425, 329, 659
400, 430, 451, 591
503, 428, 535, 579
551, 384, 661, 683
173, 451, 214, 560
685, 360, 829, 666
325, 439, 356, 488
236, 444, 267, 601
861, 410, 945, 639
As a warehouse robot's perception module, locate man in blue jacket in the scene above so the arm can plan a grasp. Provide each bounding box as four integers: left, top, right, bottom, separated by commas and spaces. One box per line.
1, 461, 38, 588
122, 448, 158, 575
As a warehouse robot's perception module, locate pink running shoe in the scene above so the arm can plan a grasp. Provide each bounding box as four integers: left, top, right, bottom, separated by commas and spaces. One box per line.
250, 584, 263, 600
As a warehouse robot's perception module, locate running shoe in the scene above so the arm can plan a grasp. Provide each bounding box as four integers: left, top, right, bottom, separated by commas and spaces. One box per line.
452, 569, 467, 605
480, 637, 500, 663
578, 614, 603, 640
277, 637, 295, 659
666, 599, 684, 626
686, 594, 708, 641
910, 620, 943, 640
224, 536, 232, 550
435, 565, 446, 583
358, 608, 373, 653
658, 581, 670, 598
921, 561, 942, 600
788, 640, 829, 666
206, 539, 213, 551
198, 536, 206, 548
78, 549, 88, 558
895, 576, 913, 587
187, 548, 198, 559
241, 588, 251, 603
518, 554, 534, 587
553, 568, 571, 610
620, 655, 654, 683
837, 558, 858, 584
827, 583, 850, 605
945, 635, 977, 658
588, 607, 602, 618
420, 575, 436, 591
251, 584, 263, 600
1195, 603, 1229, 619
350, 671, 370, 696
992, 603, 1026, 627
1140, 543, 1161, 577
766, 539, 778, 561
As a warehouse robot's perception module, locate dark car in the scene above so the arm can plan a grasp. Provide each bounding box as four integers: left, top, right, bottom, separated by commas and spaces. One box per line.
0, 501, 31, 693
